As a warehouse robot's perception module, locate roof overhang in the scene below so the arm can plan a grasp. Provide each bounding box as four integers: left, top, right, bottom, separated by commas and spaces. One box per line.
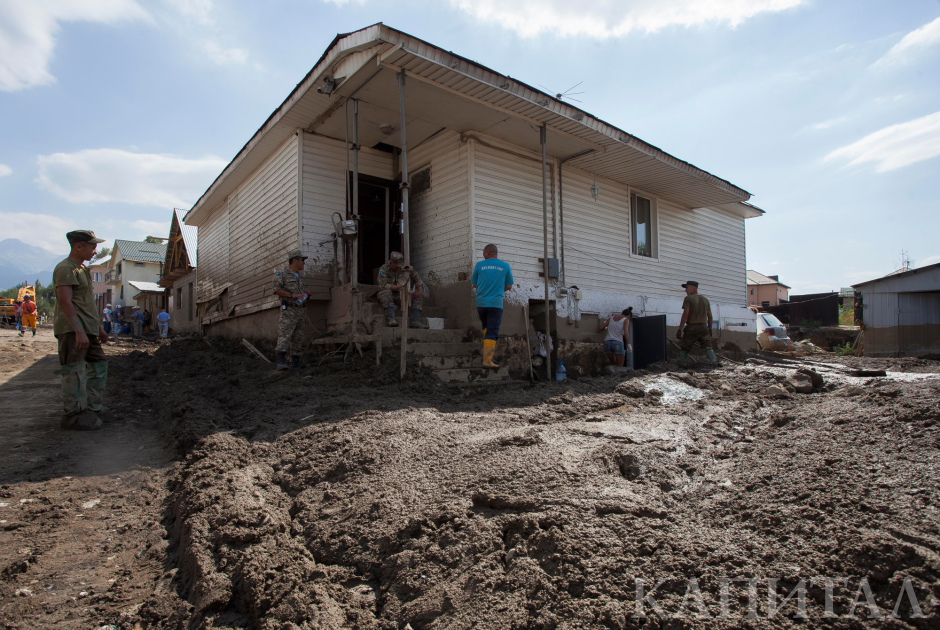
186, 23, 755, 226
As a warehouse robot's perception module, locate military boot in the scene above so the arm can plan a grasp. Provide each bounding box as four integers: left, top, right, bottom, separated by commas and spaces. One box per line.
678, 350, 690, 363
385, 307, 399, 327
276, 352, 289, 370
705, 348, 719, 364
409, 309, 428, 329
291, 355, 301, 369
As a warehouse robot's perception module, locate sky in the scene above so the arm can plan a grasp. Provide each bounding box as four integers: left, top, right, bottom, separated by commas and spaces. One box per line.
0, 0, 938, 293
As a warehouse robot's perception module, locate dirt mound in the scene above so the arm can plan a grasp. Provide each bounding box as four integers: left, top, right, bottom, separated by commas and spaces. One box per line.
118, 341, 939, 629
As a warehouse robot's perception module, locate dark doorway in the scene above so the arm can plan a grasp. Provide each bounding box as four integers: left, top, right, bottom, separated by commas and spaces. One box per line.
351, 174, 400, 285
632, 315, 666, 369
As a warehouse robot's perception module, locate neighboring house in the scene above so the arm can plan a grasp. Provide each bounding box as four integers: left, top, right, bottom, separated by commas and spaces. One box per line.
183, 23, 764, 364
747, 270, 790, 307
89, 255, 111, 317
106, 240, 167, 311
159, 208, 199, 334
852, 262, 940, 357
130, 281, 166, 328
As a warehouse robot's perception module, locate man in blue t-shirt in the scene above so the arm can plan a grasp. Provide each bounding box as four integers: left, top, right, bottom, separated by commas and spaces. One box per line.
471, 243, 514, 369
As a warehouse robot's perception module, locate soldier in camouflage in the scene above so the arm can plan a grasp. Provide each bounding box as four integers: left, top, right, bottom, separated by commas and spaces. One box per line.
272, 249, 314, 369
376, 251, 428, 328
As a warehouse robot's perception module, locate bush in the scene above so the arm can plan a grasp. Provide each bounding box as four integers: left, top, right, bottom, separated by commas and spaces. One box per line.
838, 308, 855, 326
835, 342, 855, 356
800, 319, 822, 328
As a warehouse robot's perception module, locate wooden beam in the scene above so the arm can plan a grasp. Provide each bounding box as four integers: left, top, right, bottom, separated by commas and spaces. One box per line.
378, 63, 606, 154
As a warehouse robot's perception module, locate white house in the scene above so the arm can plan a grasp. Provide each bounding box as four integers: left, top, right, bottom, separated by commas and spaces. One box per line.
158, 208, 200, 334
106, 240, 167, 312
184, 24, 763, 374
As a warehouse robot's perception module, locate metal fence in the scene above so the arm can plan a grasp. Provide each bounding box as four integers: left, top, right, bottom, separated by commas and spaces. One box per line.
788, 292, 840, 327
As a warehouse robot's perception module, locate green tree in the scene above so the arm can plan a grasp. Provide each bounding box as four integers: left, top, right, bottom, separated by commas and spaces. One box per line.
92, 247, 112, 261
144, 236, 165, 244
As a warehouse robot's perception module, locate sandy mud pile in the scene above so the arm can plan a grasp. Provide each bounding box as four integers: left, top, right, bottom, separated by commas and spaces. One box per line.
114, 339, 939, 629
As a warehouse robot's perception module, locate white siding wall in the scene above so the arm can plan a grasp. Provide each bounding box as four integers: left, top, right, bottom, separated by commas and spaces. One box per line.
300, 133, 394, 272
195, 198, 230, 302
409, 131, 471, 286
196, 134, 298, 313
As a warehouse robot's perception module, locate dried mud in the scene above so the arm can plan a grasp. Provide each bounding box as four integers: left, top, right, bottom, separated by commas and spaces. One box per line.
3, 333, 939, 629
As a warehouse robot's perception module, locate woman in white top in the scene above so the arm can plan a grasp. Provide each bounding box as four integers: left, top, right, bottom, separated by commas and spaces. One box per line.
599, 307, 633, 367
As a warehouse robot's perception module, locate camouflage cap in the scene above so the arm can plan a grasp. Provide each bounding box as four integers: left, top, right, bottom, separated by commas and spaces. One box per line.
681, 280, 699, 288
287, 249, 308, 262
66, 230, 106, 244
389, 251, 404, 263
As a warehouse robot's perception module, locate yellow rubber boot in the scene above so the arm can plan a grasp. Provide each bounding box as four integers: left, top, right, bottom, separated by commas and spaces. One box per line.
482, 339, 499, 369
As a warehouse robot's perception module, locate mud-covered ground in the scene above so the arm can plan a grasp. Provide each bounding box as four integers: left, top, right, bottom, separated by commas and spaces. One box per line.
2, 333, 939, 629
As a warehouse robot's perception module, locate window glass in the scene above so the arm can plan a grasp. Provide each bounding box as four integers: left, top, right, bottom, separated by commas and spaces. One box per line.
631, 194, 654, 258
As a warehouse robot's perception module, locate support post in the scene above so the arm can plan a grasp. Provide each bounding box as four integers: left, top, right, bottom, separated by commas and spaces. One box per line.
351, 99, 361, 333
398, 71, 410, 379
541, 124, 552, 382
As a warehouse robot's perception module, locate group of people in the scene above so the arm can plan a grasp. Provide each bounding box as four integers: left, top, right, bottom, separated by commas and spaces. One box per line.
100, 303, 172, 339
273, 244, 717, 371
598, 280, 717, 366
8, 295, 38, 337
273, 244, 515, 370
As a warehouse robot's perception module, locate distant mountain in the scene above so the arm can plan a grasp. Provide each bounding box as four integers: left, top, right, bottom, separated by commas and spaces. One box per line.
0, 239, 66, 290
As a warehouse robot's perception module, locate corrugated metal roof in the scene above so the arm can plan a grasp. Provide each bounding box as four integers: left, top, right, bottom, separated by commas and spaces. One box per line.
746, 270, 790, 288
852, 261, 940, 289
175, 208, 198, 267
89, 256, 111, 268
115, 240, 167, 264
186, 23, 758, 225
128, 281, 164, 293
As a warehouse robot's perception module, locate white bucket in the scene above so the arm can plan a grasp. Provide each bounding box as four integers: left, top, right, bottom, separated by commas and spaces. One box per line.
426, 317, 445, 329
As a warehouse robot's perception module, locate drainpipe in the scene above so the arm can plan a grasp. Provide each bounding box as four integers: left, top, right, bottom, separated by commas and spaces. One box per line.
541, 124, 552, 382
398, 70, 410, 380
557, 149, 596, 285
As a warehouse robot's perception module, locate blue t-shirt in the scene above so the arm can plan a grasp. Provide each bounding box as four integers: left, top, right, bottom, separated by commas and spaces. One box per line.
471, 258, 514, 309
157, 312, 171, 323
133, 311, 144, 321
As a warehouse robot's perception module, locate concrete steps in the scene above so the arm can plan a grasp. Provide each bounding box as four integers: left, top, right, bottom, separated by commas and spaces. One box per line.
357, 294, 509, 384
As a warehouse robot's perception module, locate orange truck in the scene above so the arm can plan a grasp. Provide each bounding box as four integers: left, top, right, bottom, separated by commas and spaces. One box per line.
1, 286, 37, 326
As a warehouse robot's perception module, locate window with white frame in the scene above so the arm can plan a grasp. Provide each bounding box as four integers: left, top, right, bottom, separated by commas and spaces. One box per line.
631, 193, 657, 258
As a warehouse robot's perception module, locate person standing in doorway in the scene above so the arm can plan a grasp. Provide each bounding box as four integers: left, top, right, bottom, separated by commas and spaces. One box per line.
20, 294, 38, 337
599, 307, 633, 367
156, 307, 171, 338
272, 249, 315, 370
676, 280, 717, 363
53, 230, 109, 431
471, 244, 514, 369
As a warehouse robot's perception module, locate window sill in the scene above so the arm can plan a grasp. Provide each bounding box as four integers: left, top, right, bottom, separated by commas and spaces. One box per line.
628, 252, 660, 263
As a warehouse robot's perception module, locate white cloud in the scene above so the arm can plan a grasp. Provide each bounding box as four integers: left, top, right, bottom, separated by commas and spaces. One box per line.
769, 260, 780, 266
873, 16, 940, 67
0, 211, 76, 254
447, 0, 803, 38
36, 148, 227, 207
162, 0, 215, 25
0, 164, 11, 177
0, 0, 149, 92
812, 116, 847, 130
919, 254, 940, 267
202, 40, 248, 65
132, 219, 172, 239
824, 111, 940, 172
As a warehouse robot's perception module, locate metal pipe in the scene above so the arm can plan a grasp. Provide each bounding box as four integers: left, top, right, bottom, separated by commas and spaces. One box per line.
541, 124, 552, 382
398, 70, 410, 379
557, 149, 596, 285
352, 99, 360, 288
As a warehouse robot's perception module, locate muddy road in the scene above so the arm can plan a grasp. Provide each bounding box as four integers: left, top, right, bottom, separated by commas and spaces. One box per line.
1, 331, 938, 629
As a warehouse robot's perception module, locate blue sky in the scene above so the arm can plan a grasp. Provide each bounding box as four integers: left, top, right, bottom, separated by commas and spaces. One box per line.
0, 0, 938, 292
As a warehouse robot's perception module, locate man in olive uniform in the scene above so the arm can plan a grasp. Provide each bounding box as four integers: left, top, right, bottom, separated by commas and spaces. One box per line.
272, 249, 315, 369
53, 230, 109, 430
376, 251, 428, 328
676, 280, 718, 363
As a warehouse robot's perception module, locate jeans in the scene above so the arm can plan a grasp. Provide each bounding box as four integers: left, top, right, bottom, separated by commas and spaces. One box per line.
133, 321, 143, 337
15, 316, 21, 331
477, 307, 503, 341
604, 339, 625, 355
158, 323, 169, 338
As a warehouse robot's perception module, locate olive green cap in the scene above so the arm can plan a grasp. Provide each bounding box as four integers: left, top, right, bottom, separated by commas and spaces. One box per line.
66, 230, 106, 244
681, 280, 699, 288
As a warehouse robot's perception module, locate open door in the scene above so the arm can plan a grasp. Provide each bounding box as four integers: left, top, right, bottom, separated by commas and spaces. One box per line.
351, 174, 400, 285
632, 314, 666, 369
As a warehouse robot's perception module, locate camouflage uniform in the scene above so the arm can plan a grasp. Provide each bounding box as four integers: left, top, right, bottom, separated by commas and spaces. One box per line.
273, 268, 307, 354
377, 263, 425, 313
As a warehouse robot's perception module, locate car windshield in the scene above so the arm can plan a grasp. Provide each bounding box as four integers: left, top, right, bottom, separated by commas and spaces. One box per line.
761, 314, 784, 327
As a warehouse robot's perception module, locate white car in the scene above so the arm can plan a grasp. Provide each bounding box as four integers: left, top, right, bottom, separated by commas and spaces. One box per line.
756, 313, 793, 351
